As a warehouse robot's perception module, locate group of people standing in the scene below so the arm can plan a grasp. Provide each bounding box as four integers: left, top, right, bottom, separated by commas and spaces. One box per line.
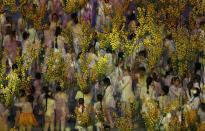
0, 0, 205, 131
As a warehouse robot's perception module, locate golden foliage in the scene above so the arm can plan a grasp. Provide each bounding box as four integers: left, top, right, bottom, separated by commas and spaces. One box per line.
63, 0, 88, 13
184, 110, 197, 127
141, 99, 160, 130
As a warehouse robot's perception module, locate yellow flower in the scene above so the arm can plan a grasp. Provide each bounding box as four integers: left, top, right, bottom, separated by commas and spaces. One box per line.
142, 99, 160, 130
96, 55, 108, 76
3, 71, 20, 106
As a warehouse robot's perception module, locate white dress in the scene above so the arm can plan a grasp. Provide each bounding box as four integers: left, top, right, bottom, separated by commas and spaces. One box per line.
169, 85, 180, 100
188, 97, 200, 110
71, 23, 82, 55
43, 98, 56, 117
105, 53, 113, 75
119, 75, 135, 103
88, 53, 98, 69
111, 66, 123, 94
103, 85, 115, 108
28, 27, 39, 43
138, 75, 147, 99
54, 35, 66, 56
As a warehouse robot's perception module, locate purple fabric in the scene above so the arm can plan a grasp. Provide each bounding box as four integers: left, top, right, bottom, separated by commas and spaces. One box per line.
91, 0, 98, 27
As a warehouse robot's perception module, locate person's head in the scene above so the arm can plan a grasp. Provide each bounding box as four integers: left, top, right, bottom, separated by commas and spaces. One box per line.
103, 77, 111, 86
71, 12, 78, 24
161, 86, 169, 96
18, 17, 25, 30
175, 77, 181, 86
30, 85, 35, 94
185, 72, 192, 78
199, 50, 204, 57
56, 85, 62, 92
194, 74, 201, 83
5, 25, 12, 35
104, 0, 109, 3
19, 89, 26, 97
146, 76, 153, 94
116, 61, 123, 68
23, 31, 30, 40
78, 98, 84, 105
167, 58, 172, 65
104, 124, 110, 130
200, 103, 205, 112
12, 63, 18, 70
27, 95, 34, 103
124, 68, 131, 75
97, 94, 103, 102
106, 47, 112, 53
52, 13, 59, 22
191, 87, 200, 97
166, 34, 172, 40
195, 62, 201, 73
11, 30, 16, 39
35, 72, 41, 80
127, 11, 136, 21
171, 76, 180, 87
118, 51, 124, 61
146, 76, 153, 86
55, 26, 62, 36
46, 91, 53, 99
27, 19, 34, 29
43, 86, 49, 94
44, 22, 51, 30
138, 66, 146, 76
6, 15, 12, 24
165, 70, 171, 77
139, 50, 147, 58
187, 82, 193, 90
152, 72, 158, 82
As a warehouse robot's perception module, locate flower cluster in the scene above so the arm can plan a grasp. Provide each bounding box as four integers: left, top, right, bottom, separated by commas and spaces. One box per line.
43, 51, 68, 86
96, 55, 108, 77
81, 22, 94, 53
172, 27, 191, 76
76, 53, 92, 90
75, 106, 92, 127
63, 0, 87, 13
3, 70, 20, 106
108, 26, 120, 51
163, 99, 179, 114
136, 7, 163, 70
141, 99, 160, 130
24, 41, 41, 65
184, 109, 197, 127
114, 102, 137, 131
3, 0, 17, 12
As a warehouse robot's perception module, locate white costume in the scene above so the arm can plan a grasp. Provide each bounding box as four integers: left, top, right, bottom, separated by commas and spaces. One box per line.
43, 98, 56, 131
54, 35, 66, 55
138, 75, 147, 99
71, 23, 82, 55
103, 85, 115, 108
169, 85, 181, 101
119, 75, 135, 103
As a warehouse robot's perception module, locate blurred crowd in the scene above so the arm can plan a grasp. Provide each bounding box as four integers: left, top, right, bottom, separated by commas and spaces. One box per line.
0, 0, 205, 131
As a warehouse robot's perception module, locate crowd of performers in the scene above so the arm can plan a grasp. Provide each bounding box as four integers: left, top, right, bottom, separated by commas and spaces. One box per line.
0, 0, 205, 131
